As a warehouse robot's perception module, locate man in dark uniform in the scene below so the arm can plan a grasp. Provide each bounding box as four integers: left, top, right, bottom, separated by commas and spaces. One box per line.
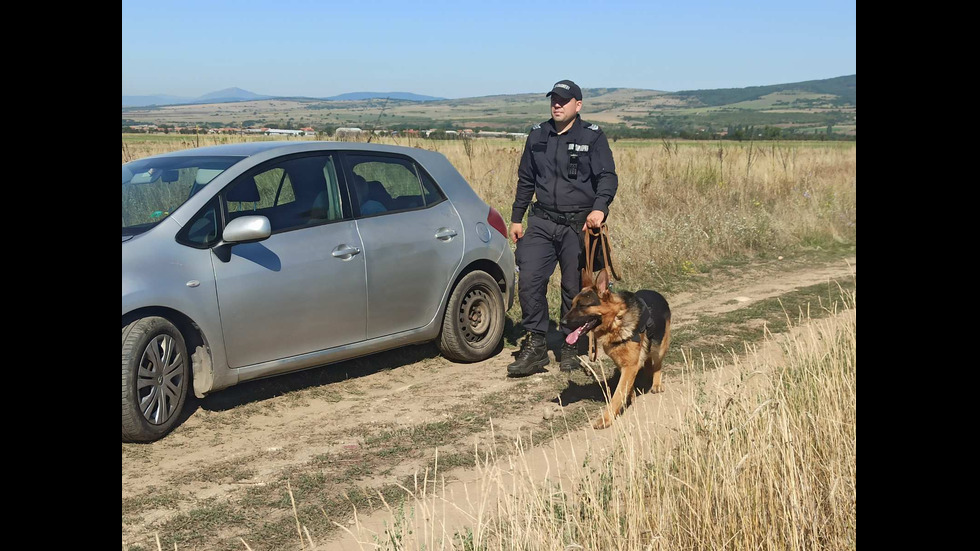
507, 79, 618, 377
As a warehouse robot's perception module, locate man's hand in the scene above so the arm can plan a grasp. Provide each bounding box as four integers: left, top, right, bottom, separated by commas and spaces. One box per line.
582, 210, 605, 231
510, 222, 524, 243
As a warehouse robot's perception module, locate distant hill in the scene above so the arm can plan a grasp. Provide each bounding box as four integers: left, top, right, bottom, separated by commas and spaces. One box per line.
324, 92, 445, 102
122, 75, 855, 139
122, 88, 444, 107
122, 94, 195, 107
674, 74, 856, 107
122, 87, 273, 107
197, 87, 271, 103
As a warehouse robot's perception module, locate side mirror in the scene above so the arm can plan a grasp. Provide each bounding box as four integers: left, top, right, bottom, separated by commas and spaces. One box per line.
222, 215, 271, 244
213, 215, 271, 262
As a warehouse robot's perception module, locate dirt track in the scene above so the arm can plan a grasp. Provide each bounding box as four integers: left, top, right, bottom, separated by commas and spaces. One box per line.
122, 255, 855, 550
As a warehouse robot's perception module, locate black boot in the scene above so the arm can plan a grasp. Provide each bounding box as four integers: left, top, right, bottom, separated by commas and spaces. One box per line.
559, 341, 582, 372
507, 332, 549, 377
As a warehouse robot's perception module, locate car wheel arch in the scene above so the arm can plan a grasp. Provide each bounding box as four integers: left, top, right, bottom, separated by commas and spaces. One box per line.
449, 259, 506, 299
122, 306, 213, 396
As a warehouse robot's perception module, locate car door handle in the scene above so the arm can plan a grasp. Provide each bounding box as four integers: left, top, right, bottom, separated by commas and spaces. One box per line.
435, 228, 458, 241
331, 244, 361, 260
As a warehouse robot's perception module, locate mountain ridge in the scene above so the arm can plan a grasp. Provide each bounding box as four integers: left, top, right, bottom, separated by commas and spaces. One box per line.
122, 75, 854, 108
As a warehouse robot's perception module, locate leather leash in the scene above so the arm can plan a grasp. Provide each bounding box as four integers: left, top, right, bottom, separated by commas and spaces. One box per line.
584, 224, 620, 282
582, 224, 621, 361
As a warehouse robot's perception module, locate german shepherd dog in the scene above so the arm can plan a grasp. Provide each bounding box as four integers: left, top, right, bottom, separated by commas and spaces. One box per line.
561, 269, 672, 429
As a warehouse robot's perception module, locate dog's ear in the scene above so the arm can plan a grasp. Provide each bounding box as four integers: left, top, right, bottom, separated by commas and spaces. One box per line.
581, 268, 594, 290
596, 269, 610, 295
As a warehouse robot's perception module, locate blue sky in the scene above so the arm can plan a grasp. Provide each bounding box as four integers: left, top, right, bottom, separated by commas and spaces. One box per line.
122, 0, 856, 99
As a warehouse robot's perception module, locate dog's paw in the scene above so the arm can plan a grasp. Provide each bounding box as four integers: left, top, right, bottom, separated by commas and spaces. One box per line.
592, 415, 613, 430
651, 384, 665, 394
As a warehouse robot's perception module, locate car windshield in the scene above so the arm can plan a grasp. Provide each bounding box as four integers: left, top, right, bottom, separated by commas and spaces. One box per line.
122, 155, 243, 236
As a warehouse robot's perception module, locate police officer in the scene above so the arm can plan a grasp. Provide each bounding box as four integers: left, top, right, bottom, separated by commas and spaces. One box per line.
507, 79, 618, 377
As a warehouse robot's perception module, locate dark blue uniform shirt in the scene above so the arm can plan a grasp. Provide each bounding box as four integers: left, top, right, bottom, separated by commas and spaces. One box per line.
511, 114, 618, 224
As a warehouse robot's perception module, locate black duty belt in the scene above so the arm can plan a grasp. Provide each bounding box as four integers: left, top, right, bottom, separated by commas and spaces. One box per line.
531, 202, 588, 227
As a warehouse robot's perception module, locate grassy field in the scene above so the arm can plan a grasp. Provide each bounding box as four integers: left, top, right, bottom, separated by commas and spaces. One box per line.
124, 133, 855, 322
123, 132, 856, 328
366, 293, 856, 550
122, 134, 854, 270
122, 134, 855, 549
122, 274, 856, 550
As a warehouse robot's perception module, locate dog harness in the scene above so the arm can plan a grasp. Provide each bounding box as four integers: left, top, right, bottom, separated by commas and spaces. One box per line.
630, 295, 653, 343
603, 292, 653, 349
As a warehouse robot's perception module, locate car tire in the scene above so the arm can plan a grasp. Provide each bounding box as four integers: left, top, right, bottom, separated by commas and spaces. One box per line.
438, 271, 506, 362
122, 317, 190, 442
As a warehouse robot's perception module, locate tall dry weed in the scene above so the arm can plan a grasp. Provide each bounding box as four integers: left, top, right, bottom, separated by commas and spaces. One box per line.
342, 290, 856, 550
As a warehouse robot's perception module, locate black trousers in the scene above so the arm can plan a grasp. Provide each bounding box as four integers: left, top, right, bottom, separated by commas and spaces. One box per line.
515, 214, 586, 336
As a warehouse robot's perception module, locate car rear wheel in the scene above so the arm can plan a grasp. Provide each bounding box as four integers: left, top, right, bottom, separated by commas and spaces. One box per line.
122, 317, 189, 442
438, 271, 506, 362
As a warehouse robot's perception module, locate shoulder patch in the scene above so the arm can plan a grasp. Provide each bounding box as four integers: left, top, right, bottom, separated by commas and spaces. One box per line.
532, 123, 541, 130
587, 124, 600, 131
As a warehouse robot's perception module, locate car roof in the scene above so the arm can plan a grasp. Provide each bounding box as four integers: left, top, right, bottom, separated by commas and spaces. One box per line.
141, 140, 432, 160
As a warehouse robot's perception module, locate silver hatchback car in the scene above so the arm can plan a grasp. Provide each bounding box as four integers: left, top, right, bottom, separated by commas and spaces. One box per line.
123, 141, 516, 442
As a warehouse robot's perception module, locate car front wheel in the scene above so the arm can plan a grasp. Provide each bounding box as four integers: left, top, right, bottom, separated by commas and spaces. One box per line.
122, 317, 190, 442
438, 271, 505, 362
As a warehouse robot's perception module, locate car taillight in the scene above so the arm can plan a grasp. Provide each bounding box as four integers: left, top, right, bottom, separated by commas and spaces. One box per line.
487, 206, 508, 238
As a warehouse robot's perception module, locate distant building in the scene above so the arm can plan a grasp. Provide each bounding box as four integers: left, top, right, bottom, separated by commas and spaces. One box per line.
126, 124, 158, 133
472, 131, 528, 140
334, 127, 368, 140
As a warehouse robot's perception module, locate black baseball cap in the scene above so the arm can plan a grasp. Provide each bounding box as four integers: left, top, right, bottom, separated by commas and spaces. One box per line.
546, 80, 582, 101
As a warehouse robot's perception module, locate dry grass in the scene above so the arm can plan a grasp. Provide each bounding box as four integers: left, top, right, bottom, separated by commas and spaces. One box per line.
337, 290, 856, 550
122, 134, 855, 549
122, 135, 855, 291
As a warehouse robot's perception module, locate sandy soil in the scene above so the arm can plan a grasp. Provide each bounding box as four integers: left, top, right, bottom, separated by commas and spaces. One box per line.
121, 255, 855, 549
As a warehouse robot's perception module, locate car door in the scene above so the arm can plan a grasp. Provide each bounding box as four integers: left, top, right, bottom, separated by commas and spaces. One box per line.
343, 153, 464, 339
211, 153, 368, 368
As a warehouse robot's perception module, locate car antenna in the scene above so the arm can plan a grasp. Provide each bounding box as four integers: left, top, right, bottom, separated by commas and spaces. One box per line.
366, 96, 389, 143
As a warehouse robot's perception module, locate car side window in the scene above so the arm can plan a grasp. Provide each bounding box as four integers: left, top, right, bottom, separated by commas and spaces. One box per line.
347, 156, 427, 217
223, 153, 345, 233
419, 169, 446, 206
177, 197, 221, 248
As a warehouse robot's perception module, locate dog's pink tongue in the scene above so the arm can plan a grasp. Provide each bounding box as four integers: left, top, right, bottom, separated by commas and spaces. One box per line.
566, 326, 584, 345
